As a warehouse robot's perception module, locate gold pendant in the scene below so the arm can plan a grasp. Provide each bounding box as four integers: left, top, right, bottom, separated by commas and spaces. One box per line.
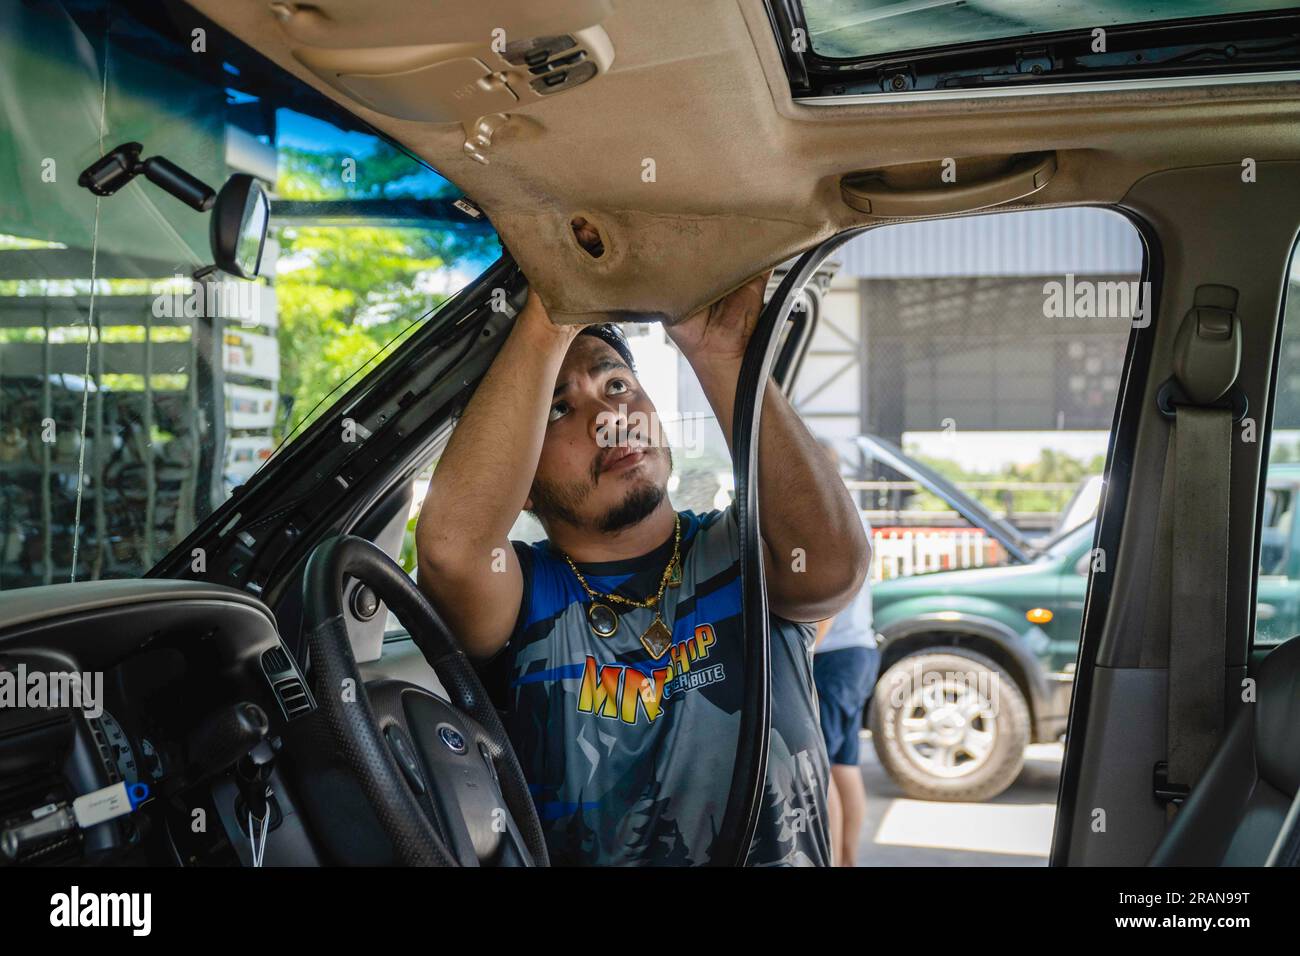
667, 557, 682, 588
639, 615, 673, 659
587, 601, 619, 638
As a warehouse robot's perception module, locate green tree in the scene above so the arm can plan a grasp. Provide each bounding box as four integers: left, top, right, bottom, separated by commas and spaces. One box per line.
272, 144, 498, 439
909, 446, 1105, 515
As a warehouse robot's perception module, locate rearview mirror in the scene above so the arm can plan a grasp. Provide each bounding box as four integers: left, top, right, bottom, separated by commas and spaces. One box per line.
210, 173, 270, 279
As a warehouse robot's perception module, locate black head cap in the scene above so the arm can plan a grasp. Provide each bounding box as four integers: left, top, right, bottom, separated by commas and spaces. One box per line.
577, 323, 636, 373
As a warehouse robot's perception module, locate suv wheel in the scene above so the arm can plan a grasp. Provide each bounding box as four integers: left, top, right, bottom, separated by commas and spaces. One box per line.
869, 649, 1029, 802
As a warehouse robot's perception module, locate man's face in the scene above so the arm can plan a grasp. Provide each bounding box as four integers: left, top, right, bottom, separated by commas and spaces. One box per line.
526, 334, 673, 534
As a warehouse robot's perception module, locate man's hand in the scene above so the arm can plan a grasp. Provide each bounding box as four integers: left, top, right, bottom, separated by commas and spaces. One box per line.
519, 287, 585, 341
663, 267, 870, 623
665, 270, 772, 367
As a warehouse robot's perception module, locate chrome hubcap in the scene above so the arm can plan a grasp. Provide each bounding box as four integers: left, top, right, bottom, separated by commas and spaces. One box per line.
898, 678, 997, 779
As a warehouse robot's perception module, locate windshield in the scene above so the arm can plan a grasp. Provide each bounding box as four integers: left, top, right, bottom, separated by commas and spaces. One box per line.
0, 0, 498, 591
800, 0, 1299, 59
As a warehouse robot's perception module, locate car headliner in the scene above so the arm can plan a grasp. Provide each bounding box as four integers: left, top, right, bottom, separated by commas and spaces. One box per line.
184, 0, 1300, 325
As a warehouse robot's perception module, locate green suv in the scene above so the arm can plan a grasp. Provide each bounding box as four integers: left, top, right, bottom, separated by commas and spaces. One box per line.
862, 437, 1300, 802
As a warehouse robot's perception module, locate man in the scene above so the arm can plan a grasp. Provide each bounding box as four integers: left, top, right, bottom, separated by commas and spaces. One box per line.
813, 439, 880, 867
414, 274, 870, 865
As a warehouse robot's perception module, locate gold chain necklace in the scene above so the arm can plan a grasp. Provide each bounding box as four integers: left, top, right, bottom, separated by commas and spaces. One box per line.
559, 513, 682, 659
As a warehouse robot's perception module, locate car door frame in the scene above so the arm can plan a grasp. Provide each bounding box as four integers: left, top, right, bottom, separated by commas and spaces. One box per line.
1052, 168, 1300, 866
145, 255, 523, 656
1046, 209, 1164, 864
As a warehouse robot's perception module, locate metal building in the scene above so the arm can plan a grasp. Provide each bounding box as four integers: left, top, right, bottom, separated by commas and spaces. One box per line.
791, 207, 1145, 454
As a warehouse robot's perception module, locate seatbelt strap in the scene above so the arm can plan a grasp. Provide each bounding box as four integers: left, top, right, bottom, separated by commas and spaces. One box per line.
1166, 405, 1230, 804
1146, 285, 1242, 817
1139, 440, 1175, 670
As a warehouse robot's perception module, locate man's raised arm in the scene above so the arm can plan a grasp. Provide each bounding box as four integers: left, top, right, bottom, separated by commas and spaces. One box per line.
414, 291, 580, 658
666, 273, 870, 623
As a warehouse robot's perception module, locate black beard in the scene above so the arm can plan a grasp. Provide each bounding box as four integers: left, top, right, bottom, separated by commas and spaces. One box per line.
597, 481, 665, 533
525, 470, 587, 529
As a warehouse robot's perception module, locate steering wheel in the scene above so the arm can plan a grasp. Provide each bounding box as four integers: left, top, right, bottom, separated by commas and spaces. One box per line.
299, 534, 548, 866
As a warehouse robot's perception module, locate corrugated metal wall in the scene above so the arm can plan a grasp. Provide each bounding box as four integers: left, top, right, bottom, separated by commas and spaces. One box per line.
837, 207, 1143, 279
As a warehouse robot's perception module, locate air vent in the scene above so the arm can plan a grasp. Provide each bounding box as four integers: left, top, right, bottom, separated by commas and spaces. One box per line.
272, 677, 313, 720
261, 646, 292, 676
90, 722, 121, 784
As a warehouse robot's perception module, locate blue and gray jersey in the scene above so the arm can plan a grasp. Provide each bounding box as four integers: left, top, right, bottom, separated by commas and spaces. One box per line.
499, 505, 830, 866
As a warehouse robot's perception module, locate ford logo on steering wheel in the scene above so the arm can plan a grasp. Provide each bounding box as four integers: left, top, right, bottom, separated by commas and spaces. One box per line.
438, 725, 467, 754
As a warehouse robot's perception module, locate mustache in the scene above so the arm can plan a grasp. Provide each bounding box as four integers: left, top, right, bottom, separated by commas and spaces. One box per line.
592, 441, 661, 483
592, 418, 665, 482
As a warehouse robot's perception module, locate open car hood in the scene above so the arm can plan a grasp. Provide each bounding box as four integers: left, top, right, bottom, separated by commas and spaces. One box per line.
853, 433, 1036, 565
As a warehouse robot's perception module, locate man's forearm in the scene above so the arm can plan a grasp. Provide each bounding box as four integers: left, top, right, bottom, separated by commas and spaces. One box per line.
687, 352, 869, 618
417, 302, 578, 562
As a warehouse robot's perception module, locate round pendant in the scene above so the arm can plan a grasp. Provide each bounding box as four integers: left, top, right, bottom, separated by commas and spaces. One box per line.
587, 601, 619, 638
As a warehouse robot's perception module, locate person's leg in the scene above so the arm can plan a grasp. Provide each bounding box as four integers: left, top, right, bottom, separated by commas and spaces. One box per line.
830, 763, 866, 866
813, 651, 847, 866
825, 769, 843, 867
826, 646, 879, 867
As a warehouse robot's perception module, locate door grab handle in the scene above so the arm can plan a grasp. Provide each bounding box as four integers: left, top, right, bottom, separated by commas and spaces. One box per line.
841, 152, 1058, 218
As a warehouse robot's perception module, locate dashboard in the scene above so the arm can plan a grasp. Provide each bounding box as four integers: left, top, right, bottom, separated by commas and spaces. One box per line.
0, 579, 317, 866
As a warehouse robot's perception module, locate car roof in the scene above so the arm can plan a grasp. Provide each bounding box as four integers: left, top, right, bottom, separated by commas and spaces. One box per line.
186, 0, 1300, 326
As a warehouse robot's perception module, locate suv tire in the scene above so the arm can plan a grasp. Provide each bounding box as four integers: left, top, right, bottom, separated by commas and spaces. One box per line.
869, 649, 1029, 802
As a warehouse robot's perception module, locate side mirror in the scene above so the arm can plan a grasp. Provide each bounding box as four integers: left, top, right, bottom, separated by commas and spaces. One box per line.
210, 173, 270, 279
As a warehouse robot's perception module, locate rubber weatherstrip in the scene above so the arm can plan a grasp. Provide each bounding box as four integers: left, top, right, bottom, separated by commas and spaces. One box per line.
710, 228, 870, 866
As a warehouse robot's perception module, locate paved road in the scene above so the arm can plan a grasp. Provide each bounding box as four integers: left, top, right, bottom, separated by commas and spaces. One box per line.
851, 737, 1064, 866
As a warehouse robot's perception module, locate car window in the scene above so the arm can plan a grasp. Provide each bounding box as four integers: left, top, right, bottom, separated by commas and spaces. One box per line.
781, 206, 1143, 863
0, 0, 497, 591
1041, 519, 1097, 561
1254, 241, 1300, 646
1258, 486, 1294, 576
851, 455, 1023, 577
799, 0, 1297, 60
780, 2, 1300, 104
803, 207, 1140, 585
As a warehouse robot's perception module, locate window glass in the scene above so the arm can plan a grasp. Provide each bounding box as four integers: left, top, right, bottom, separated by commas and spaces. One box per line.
801, 0, 1297, 60
0, 0, 497, 590
1256, 243, 1300, 646
806, 208, 1140, 581
786, 206, 1143, 863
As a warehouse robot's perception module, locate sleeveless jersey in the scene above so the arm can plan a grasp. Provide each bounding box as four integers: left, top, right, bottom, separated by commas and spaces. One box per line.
500, 505, 831, 866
